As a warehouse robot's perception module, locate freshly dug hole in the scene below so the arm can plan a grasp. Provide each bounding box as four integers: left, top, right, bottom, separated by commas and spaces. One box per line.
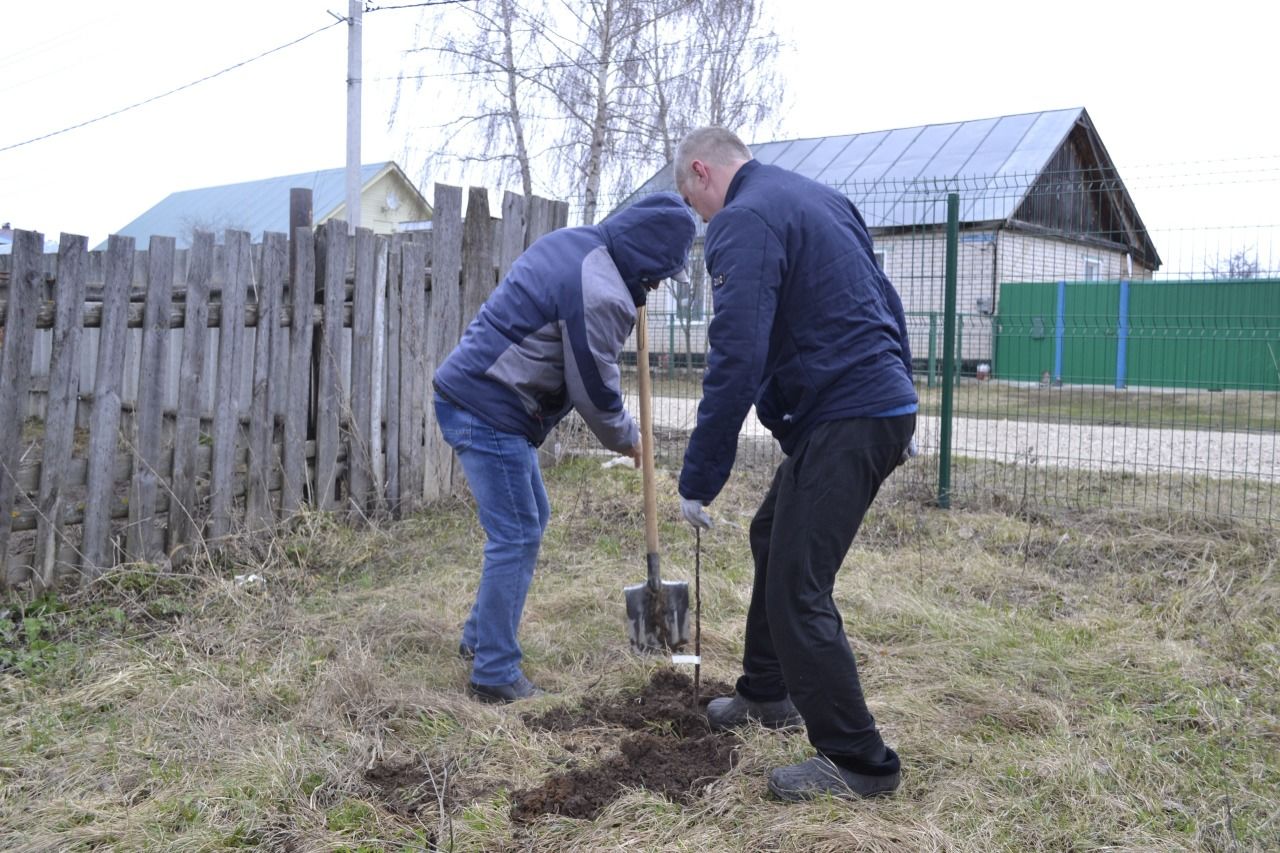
513, 669, 741, 821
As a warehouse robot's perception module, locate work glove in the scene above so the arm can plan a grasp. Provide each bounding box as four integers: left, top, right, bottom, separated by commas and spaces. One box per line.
899, 438, 918, 466
680, 497, 713, 530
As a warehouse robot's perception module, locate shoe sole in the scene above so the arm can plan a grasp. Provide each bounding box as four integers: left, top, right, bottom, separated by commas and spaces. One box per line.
467, 684, 546, 704
468, 688, 507, 704
766, 773, 900, 802
709, 714, 805, 733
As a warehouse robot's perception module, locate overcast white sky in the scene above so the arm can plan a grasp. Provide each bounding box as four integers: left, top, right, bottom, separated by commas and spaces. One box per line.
3, 0, 1279, 272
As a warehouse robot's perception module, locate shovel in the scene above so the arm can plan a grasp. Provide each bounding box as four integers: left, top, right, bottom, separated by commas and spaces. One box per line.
624, 304, 691, 653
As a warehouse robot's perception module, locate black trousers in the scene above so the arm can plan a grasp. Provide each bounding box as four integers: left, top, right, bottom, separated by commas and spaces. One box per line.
736, 413, 915, 776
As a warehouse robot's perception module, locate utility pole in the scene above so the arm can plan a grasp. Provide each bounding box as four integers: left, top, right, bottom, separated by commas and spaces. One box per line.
345, 0, 362, 234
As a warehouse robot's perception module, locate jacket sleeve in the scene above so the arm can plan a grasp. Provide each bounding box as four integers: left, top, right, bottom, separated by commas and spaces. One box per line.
679, 208, 783, 503
562, 251, 640, 454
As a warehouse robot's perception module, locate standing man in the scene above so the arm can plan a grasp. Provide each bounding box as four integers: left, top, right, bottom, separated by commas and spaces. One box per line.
433, 192, 695, 704
675, 127, 917, 800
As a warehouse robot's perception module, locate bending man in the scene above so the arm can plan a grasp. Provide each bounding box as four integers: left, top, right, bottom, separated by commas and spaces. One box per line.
675, 127, 917, 800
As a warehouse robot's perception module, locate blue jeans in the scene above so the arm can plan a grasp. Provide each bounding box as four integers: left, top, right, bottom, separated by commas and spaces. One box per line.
433, 394, 550, 686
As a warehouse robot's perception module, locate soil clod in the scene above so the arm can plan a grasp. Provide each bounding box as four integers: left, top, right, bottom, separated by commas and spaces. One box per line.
512, 669, 741, 822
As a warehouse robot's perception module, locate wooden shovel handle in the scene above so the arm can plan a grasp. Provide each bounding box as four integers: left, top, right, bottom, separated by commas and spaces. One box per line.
636, 305, 659, 559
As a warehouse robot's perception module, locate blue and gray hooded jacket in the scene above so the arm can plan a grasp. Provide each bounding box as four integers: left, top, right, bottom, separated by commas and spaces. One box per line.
433, 192, 695, 450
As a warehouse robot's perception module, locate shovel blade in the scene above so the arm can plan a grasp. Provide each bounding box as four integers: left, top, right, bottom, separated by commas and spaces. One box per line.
624, 579, 691, 653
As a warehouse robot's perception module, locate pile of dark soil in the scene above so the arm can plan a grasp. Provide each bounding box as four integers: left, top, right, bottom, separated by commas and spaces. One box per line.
523, 667, 727, 737
512, 669, 740, 821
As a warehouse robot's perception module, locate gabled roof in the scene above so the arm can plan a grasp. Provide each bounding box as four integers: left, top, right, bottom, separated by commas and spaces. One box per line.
102, 161, 429, 250
625, 108, 1159, 267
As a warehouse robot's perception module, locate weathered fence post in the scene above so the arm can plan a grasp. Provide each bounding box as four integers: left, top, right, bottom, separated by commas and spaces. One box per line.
168, 232, 213, 560
461, 187, 495, 332
289, 188, 313, 274
348, 227, 376, 515
370, 235, 389, 512
209, 230, 251, 540
525, 196, 551, 250
499, 191, 526, 278
248, 231, 287, 528
384, 233, 404, 512
34, 234, 88, 588
398, 236, 428, 510
282, 227, 316, 514
423, 184, 464, 502
81, 235, 135, 578
314, 220, 348, 512
0, 230, 44, 584
126, 236, 175, 563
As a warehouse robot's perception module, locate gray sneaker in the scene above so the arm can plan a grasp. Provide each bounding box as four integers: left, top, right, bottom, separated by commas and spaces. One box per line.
468, 674, 545, 704
767, 755, 900, 801
705, 692, 803, 731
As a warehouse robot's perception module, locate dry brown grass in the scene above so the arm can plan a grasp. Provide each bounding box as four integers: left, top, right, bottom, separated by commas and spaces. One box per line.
1, 455, 1277, 851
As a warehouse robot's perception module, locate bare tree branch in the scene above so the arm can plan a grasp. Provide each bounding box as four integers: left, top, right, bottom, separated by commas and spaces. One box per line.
390, 0, 785, 221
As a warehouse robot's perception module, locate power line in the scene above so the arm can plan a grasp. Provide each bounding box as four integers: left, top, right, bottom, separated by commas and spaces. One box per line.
0, 20, 344, 154
363, 0, 478, 10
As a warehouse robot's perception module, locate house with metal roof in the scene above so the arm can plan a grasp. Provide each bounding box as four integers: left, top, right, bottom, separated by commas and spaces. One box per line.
624, 107, 1160, 366
100, 161, 432, 250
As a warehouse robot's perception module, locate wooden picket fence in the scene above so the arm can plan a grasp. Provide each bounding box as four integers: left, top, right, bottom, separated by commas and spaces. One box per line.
0, 185, 568, 589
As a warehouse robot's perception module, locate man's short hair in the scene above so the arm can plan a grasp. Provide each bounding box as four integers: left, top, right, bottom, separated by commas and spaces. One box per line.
674, 127, 752, 191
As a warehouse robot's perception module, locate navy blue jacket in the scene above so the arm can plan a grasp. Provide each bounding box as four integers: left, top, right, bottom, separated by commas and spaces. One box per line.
679, 160, 916, 503
434, 192, 695, 450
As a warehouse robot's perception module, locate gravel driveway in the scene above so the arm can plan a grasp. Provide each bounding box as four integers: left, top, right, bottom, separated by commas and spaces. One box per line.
631, 394, 1279, 484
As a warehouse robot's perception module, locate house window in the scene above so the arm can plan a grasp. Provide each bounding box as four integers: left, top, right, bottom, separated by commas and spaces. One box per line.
874, 249, 888, 270
1083, 258, 1101, 281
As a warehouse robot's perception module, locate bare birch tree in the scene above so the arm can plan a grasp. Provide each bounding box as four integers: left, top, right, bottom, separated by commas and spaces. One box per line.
391, 0, 784, 226
538, 0, 682, 223
691, 0, 783, 131
630, 0, 783, 164
392, 0, 548, 199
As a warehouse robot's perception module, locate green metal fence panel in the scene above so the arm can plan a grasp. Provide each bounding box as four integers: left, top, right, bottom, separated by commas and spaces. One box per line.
1127, 279, 1280, 391
998, 278, 1280, 391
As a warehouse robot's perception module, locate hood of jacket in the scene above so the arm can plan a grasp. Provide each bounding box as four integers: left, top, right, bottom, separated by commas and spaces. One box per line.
598, 192, 696, 305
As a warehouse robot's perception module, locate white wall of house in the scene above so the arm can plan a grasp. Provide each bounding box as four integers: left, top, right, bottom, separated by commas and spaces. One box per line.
996, 230, 1151, 285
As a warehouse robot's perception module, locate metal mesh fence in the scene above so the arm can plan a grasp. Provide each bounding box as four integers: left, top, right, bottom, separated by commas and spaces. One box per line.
566, 162, 1280, 524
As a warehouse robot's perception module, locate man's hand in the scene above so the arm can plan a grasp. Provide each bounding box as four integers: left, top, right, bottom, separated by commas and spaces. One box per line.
627, 440, 643, 468
680, 497, 712, 530
899, 438, 918, 466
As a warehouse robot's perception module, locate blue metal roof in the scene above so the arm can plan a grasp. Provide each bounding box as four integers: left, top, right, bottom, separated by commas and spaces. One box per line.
102, 162, 409, 250
626, 108, 1091, 228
